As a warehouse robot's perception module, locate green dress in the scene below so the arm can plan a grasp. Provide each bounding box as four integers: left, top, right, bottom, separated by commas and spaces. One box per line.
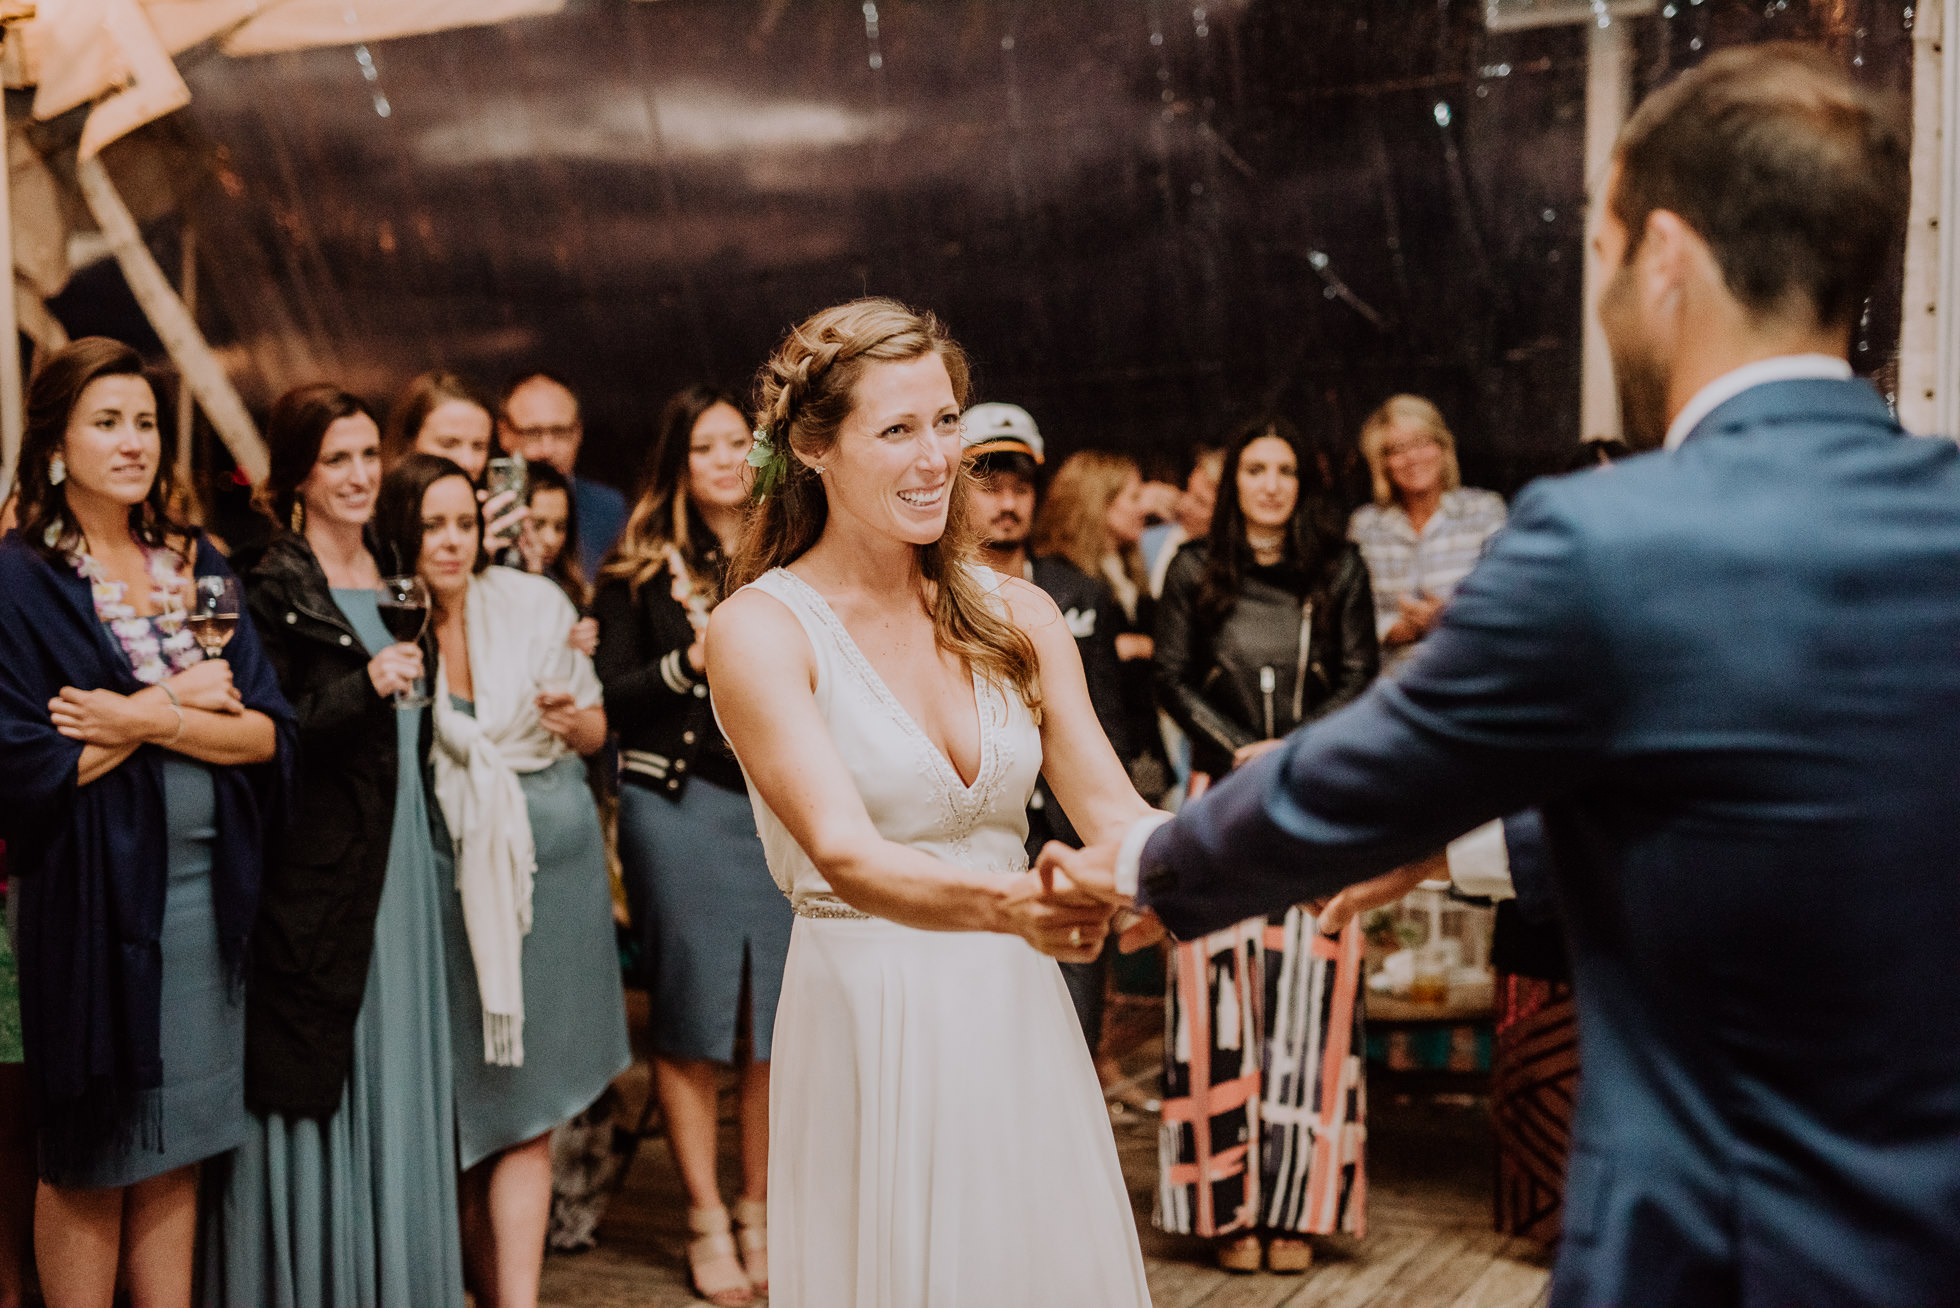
441, 697, 631, 1169
201, 590, 465, 1308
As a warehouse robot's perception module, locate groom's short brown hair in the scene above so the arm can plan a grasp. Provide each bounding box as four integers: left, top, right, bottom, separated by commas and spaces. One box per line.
1611, 42, 1909, 331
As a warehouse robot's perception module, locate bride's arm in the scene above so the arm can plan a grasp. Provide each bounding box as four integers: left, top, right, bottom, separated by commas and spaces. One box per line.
706, 588, 1108, 953
997, 578, 1157, 848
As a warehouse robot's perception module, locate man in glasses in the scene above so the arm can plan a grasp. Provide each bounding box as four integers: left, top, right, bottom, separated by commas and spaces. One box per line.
498, 371, 629, 577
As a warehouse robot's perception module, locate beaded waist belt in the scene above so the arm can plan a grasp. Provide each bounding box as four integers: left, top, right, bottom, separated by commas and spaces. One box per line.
792, 896, 872, 921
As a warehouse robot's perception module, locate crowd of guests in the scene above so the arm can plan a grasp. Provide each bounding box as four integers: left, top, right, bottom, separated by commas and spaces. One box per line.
0, 322, 1514, 1304
959, 396, 1511, 1275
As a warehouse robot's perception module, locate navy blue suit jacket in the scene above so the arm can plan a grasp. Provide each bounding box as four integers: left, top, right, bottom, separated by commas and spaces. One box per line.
1140, 379, 1960, 1306
572, 474, 628, 579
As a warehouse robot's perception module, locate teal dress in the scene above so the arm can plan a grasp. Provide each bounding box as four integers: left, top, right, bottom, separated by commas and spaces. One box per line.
441, 697, 630, 1169
202, 590, 465, 1308
48, 752, 245, 1187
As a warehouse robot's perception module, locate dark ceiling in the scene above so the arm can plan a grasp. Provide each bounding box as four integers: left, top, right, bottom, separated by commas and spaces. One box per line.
48, 0, 1912, 506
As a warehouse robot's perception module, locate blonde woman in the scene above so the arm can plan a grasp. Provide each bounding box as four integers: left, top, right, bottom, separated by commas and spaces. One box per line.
707, 298, 1151, 1305
1032, 451, 1172, 802
1348, 395, 1505, 673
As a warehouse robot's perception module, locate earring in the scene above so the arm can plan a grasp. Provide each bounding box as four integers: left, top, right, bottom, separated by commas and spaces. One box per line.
290, 499, 306, 533
47, 453, 65, 485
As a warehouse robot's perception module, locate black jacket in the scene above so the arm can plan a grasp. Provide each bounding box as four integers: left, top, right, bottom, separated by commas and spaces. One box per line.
243, 531, 443, 1116
1024, 557, 1130, 850
1154, 540, 1378, 779
591, 561, 744, 799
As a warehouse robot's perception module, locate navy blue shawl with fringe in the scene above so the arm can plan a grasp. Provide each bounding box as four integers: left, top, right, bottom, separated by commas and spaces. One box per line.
0, 530, 293, 1173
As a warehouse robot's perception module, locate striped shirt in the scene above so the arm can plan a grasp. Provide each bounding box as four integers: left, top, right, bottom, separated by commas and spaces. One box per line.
1348, 487, 1507, 672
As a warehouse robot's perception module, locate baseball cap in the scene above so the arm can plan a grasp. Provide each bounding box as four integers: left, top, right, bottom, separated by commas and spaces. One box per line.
960, 402, 1045, 464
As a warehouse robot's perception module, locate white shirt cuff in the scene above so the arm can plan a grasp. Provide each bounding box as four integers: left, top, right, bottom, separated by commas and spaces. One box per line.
1446, 819, 1515, 901
1115, 811, 1176, 901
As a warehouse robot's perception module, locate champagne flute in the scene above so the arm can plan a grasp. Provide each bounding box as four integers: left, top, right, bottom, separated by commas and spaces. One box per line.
375, 574, 432, 710
189, 575, 242, 658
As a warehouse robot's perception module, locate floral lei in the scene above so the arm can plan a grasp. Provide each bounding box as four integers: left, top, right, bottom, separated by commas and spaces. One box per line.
67, 541, 202, 686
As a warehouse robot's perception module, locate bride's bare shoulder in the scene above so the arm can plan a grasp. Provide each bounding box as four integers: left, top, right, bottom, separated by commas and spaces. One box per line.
706, 586, 815, 679
989, 574, 1068, 643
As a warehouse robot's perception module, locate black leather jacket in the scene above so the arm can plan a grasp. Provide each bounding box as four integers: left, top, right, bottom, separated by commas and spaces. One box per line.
1154, 541, 1379, 779
244, 530, 443, 1115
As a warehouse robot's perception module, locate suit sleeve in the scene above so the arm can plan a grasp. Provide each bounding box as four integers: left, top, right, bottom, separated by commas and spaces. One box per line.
1500, 809, 1559, 925
1138, 483, 1612, 939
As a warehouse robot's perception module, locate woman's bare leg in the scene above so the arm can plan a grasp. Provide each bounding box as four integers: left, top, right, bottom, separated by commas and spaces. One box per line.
474, 1133, 552, 1308
118, 1165, 197, 1308
655, 1057, 724, 1211
736, 1061, 769, 1206
34, 1180, 121, 1308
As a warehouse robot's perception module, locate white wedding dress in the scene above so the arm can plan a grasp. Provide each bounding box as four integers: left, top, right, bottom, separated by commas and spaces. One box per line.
727, 567, 1152, 1308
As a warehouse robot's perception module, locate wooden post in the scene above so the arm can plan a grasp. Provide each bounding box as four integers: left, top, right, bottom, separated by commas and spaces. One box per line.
1580, 16, 1631, 446
176, 221, 196, 484
1899, 0, 1960, 437
0, 106, 21, 504
75, 153, 268, 484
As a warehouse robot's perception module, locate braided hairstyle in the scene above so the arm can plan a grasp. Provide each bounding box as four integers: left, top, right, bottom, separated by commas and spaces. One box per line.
730, 298, 1042, 717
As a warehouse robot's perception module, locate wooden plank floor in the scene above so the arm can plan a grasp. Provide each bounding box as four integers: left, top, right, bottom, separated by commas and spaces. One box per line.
540, 996, 1552, 1307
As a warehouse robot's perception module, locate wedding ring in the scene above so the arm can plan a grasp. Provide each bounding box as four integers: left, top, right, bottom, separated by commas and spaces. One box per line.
1069, 926, 1083, 948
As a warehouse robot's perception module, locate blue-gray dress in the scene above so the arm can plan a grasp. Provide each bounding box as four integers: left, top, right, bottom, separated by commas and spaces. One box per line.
440, 699, 630, 1170
201, 590, 465, 1308
46, 751, 245, 1187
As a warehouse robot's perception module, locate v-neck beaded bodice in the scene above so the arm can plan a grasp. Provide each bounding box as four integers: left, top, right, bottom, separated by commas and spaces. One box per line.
724, 566, 1042, 917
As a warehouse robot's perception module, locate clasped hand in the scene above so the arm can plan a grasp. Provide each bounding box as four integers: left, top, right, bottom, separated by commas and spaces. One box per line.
49, 659, 242, 746
1019, 840, 1169, 958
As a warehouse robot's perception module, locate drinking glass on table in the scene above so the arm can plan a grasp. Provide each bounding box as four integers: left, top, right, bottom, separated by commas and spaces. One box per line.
375, 575, 432, 709
189, 575, 242, 658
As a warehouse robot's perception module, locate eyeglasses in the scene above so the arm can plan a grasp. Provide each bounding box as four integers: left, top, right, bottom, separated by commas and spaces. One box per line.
504, 422, 580, 442
1382, 437, 1439, 460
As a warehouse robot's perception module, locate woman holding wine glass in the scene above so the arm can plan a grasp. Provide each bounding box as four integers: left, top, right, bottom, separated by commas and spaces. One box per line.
374, 453, 629, 1308
202, 385, 467, 1306
0, 337, 291, 1308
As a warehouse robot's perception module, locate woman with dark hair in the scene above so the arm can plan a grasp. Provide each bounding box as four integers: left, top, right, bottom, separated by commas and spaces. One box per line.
376, 454, 629, 1308
1151, 416, 1379, 1274
0, 337, 291, 1307
201, 386, 466, 1306
516, 460, 587, 607
591, 384, 787, 1305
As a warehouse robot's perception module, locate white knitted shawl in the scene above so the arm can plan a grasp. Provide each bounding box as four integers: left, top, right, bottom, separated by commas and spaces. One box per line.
430, 567, 599, 1066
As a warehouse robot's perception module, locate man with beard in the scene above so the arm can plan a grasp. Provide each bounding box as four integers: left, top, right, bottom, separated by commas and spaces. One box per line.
1049, 44, 1960, 1306
963, 403, 1130, 1058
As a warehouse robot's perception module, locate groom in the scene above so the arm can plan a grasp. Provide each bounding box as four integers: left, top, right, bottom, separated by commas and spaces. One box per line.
1046, 43, 1960, 1307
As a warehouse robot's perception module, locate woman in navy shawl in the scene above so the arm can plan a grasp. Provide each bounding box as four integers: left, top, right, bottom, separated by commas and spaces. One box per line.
0, 339, 291, 1307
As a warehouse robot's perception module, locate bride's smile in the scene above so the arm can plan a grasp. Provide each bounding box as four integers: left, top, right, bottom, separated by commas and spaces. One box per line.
810, 350, 964, 548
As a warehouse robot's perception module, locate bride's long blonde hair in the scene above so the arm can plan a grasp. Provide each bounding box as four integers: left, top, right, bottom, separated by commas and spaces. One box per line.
729, 298, 1041, 717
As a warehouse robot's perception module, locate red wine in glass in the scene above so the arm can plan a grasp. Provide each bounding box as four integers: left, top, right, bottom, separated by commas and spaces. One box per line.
190, 575, 242, 658
375, 575, 432, 708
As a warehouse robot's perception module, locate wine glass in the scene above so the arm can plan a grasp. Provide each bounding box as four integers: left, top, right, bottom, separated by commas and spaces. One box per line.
189, 575, 242, 659
375, 574, 432, 710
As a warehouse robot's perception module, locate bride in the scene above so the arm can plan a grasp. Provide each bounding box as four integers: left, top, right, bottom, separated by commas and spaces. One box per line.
706, 298, 1155, 1306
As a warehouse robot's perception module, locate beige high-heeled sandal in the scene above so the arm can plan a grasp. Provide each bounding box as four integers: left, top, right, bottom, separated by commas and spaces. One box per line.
686, 1205, 755, 1306
732, 1198, 769, 1294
